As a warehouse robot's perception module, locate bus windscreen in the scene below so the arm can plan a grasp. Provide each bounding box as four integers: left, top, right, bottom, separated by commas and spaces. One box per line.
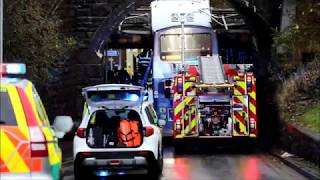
160, 33, 212, 62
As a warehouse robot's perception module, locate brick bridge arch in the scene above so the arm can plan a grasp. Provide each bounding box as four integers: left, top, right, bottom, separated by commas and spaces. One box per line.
52, 0, 281, 120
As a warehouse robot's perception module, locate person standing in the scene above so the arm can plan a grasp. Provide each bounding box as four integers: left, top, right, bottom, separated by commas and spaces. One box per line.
118, 68, 131, 84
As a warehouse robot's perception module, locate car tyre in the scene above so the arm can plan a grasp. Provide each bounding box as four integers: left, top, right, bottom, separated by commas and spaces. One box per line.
148, 146, 163, 179
74, 160, 89, 180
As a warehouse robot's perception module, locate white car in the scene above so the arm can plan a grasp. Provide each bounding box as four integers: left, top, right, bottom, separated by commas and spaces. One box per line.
73, 84, 163, 179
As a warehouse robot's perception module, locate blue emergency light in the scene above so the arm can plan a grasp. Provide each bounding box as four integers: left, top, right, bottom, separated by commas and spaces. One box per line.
1, 63, 26, 75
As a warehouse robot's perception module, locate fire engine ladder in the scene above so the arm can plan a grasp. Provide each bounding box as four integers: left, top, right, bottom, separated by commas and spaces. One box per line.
199, 55, 226, 85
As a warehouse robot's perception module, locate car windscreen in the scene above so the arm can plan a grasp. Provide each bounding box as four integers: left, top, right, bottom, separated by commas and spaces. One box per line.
0, 91, 17, 125
87, 90, 141, 102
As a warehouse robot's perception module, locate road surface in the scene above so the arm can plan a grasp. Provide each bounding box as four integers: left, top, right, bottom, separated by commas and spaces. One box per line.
61, 146, 307, 180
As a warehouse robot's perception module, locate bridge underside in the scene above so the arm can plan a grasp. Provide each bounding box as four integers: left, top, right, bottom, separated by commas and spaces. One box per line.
73, 0, 280, 53
61, 0, 281, 120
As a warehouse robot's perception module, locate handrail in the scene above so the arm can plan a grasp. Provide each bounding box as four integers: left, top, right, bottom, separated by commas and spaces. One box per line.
140, 56, 153, 88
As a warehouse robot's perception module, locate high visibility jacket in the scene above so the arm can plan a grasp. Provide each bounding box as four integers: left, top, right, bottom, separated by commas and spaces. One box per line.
117, 119, 142, 147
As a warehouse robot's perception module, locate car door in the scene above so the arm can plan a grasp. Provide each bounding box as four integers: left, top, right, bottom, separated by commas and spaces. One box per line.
143, 104, 163, 159
28, 85, 62, 180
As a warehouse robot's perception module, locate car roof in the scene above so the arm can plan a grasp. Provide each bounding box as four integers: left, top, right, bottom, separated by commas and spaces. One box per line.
83, 84, 144, 92
0, 78, 30, 89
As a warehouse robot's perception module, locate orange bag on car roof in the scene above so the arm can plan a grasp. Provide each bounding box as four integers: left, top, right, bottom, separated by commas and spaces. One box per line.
117, 119, 142, 147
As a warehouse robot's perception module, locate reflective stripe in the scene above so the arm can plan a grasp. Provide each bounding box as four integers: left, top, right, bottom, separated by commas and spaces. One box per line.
232, 95, 249, 136
0, 158, 9, 172
31, 158, 43, 171
42, 128, 61, 166
0, 129, 29, 172
174, 96, 193, 116
184, 105, 197, 134
17, 87, 38, 126
25, 82, 43, 126
6, 86, 29, 139
25, 83, 62, 172
234, 80, 246, 95
248, 76, 257, 137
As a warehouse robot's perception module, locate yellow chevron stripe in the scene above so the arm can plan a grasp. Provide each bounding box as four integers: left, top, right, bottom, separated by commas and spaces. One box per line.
191, 106, 196, 114
8, 86, 29, 139
233, 88, 242, 96
234, 81, 246, 95
249, 102, 256, 115
232, 124, 240, 136
248, 92, 256, 115
190, 106, 197, 132
184, 97, 194, 104
239, 118, 247, 134
183, 82, 192, 92
174, 97, 193, 116
174, 101, 184, 116
236, 96, 244, 104
0, 131, 29, 172
233, 95, 249, 136
232, 117, 248, 135
190, 117, 196, 130
175, 134, 184, 138
185, 124, 190, 133
184, 105, 197, 135
249, 91, 256, 98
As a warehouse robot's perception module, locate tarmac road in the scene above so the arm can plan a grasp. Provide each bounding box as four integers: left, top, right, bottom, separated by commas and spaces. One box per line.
61, 146, 307, 180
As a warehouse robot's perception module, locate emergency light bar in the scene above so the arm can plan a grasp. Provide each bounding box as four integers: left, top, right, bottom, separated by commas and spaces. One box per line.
0, 63, 26, 75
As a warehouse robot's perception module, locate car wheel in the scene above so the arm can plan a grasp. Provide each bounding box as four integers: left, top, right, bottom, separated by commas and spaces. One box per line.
148, 146, 162, 179
74, 160, 88, 180
159, 145, 164, 173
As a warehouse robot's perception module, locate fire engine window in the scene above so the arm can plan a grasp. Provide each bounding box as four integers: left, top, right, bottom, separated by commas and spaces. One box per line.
160, 33, 212, 61
0, 91, 17, 125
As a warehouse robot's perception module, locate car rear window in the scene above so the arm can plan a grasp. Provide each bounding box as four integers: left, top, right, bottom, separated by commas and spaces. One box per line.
0, 91, 17, 125
87, 90, 141, 102
86, 109, 143, 148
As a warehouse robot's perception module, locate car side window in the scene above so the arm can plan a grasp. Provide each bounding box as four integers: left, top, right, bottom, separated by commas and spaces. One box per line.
145, 105, 157, 125
32, 87, 50, 127
144, 107, 153, 124
148, 105, 158, 124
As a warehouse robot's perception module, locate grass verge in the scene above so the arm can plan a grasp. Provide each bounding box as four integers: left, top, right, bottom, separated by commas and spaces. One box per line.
297, 105, 320, 134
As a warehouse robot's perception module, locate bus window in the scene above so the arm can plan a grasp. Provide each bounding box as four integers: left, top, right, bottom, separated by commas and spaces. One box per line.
160, 33, 212, 62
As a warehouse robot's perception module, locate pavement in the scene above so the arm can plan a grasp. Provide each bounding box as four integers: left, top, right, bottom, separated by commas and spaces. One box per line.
280, 122, 320, 166
272, 150, 320, 180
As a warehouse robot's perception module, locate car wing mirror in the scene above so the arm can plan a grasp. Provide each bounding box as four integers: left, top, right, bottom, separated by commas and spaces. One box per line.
53, 116, 73, 139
